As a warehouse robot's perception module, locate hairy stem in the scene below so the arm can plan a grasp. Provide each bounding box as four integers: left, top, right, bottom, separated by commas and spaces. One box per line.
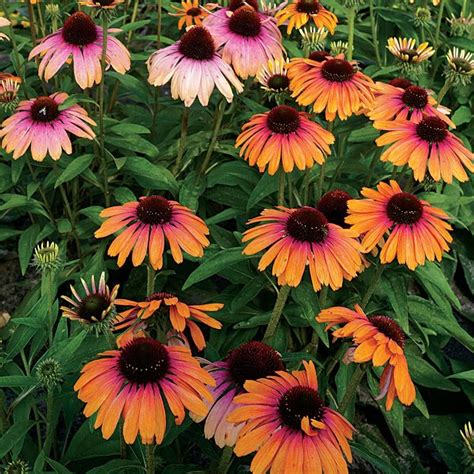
361, 264, 385, 309
369, 0, 382, 67
216, 446, 233, 474
146, 443, 155, 474
173, 106, 190, 176
338, 364, 366, 415
199, 99, 226, 175
346, 6, 356, 61
263, 285, 291, 344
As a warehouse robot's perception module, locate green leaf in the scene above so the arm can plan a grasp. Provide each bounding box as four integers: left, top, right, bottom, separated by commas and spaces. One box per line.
247, 172, 278, 210
351, 441, 400, 474
452, 106, 471, 126
123, 156, 178, 195
381, 273, 409, 332
55, 154, 94, 188
86, 460, 143, 473
448, 370, 474, 383
179, 171, 206, 211
0, 375, 37, 388
182, 248, 251, 290
0, 421, 35, 458
18, 223, 40, 275
407, 354, 460, 392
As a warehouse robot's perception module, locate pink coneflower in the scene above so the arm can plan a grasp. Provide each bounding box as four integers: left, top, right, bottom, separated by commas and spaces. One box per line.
204, 5, 284, 79
194, 341, 285, 448
29, 12, 130, 90
147, 26, 243, 106
0, 92, 96, 161
369, 80, 454, 125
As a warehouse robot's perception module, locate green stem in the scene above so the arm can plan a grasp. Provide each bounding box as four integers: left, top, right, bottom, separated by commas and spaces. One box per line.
263, 285, 291, 344
434, 0, 445, 47
365, 150, 380, 186
318, 286, 328, 310
346, 6, 356, 61
0, 0, 26, 86
173, 106, 190, 176
315, 162, 325, 202
58, 184, 81, 258
27, 1, 37, 45
216, 446, 233, 474
199, 99, 226, 175
361, 264, 385, 309
436, 77, 453, 105
146, 443, 155, 474
42, 389, 55, 459
461, 0, 468, 17
0, 390, 8, 436
147, 265, 156, 295
338, 364, 366, 415
369, 0, 382, 67
99, 14, 110, 206
278, 168, 286, 205
156, 0, 162, 48
303, 170, 310, 204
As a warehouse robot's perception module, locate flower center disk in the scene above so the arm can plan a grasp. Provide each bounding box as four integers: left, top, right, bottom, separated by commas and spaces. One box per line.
229, 0, 259, 11
227, 341, 284, 386
267, 105, 300, 134
178, 26, 216, 61
136, 196, 173, 225
278, 386, 324, 430
97, 0, 116, 5
296, 0, 321, 14
321, 59, 355, 82
78, 293, 110, 322
309, 50, 330, 62
62, 12, 98, 46
229, 7, 262, 37
119, 338, 170, 384
146, 291, 176, 301
286, 207, 329, 243
30, 97, 60, 123
389, 78, 413, 89
369, 315, 406, 348
386, 192, 423, 225
267, 74, 290, 91
186, 7, 202, 16
402, 86, 428, 109
317, 190, 351, 228
416, 116, 448, 143
399, 48, 419, 61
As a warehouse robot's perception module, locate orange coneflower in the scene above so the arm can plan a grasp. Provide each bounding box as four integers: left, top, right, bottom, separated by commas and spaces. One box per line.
95, 196, 210, 270
369, 80, 454, 125
374, 116, 473, 183
242, 205, 363, 291
227, 361, 354, 473
387, 37, 434, 65
236, 105, 334, 175
317, 304, 416, 410
74, 337, 215, 444
256, 58, 290, 97
317, 189, 352, 228
346, 180, 453, 270
287, 54, 375, 121
61, 273, 119, 331
0, 73, 21, 104
276, 0, 338, 35
170, 0, 211, 29
195, 341, 285, 447
114, 292, 223, 351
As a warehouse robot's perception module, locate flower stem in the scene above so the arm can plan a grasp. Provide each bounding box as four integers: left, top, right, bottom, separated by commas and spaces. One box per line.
338, 364, 365, 415
27, 1, 37, 44
146, 443, 155, 474
156, 0, 162, 48
369, 0, 382, 67
263, 285, 291, 344
0, 0, 26, 85
434, 0, 446, 47
361, 264, 385, 309
278, 168, 286, 205
346, 6, 356, 61
199, 99, 226, 175
173, 106, 190, 176
42, 389, 55, 460
437, 77, 454, 105
99, 14, 110, 206
147, 265, 156, 295
216, 446, 233, 474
